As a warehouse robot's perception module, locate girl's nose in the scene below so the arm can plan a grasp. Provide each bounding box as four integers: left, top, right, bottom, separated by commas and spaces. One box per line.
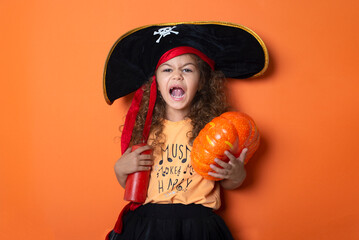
172, 70, 183, 80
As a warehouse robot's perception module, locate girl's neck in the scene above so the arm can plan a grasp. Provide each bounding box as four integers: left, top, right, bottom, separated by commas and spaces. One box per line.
165, 108, 189, 122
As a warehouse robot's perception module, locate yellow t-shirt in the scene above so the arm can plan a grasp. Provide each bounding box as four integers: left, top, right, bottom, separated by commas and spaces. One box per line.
145, 118, 221, 210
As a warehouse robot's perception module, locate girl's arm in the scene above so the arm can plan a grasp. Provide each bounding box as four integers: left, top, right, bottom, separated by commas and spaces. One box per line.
208, 148, 248, 190
114, 145, 154, 188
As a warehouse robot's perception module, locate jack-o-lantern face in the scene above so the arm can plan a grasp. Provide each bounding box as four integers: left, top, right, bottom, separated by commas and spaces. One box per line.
191, 112, 260, 181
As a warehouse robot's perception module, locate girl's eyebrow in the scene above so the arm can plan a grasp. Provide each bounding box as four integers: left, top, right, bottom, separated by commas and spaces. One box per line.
182, 63, 196, 67
160, 63, 172, 67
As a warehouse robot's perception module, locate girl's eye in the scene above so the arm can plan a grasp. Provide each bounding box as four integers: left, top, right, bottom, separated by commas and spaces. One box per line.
183, 68, 193, 72
163, 68, 172, 72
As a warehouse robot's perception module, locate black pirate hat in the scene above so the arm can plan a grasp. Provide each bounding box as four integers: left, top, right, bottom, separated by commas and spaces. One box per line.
103, 21, 268, 105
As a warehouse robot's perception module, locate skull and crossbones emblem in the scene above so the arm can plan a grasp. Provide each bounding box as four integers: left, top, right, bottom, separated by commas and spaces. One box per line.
153, 26, 179, 43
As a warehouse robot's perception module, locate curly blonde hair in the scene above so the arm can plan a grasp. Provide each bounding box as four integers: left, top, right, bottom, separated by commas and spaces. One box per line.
130, 54, 229, 148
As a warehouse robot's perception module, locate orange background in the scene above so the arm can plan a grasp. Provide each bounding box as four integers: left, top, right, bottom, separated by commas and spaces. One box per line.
1, 0, 358, 239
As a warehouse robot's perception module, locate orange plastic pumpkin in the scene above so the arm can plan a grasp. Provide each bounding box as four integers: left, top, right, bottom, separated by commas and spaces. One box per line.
191, 112, 260, 181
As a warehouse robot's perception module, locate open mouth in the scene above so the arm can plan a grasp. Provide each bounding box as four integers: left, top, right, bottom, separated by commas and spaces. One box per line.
169, 87, 185, 100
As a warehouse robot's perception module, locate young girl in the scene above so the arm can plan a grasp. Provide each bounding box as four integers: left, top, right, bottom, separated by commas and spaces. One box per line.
104, 22, 268, 240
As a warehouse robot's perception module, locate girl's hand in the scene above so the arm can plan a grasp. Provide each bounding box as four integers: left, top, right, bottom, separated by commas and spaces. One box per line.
114, 145, 154, 188
208, 148, 248, 190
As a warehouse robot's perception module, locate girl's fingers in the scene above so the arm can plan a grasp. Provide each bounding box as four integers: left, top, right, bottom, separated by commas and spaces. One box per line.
138, 154, 153, 160
214, 158, 232, 170
133, 145, 152, 154
208, 171, 227, 179
238, 148, 248, 164
139, 160, 154, 166
224, 148, 248, 165
123, 147, 132, 155
224, 151, 236, 161
137, 166, 152, 171
210, 163, 229, 175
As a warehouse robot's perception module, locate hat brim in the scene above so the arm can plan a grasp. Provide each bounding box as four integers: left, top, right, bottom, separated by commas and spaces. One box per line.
104, 21, 269, 105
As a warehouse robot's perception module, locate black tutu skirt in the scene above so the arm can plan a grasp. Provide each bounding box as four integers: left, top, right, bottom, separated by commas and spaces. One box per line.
107, 203, 234, 240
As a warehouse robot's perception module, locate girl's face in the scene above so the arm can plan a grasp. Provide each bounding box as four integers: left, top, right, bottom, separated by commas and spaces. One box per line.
156, 54, 200, 121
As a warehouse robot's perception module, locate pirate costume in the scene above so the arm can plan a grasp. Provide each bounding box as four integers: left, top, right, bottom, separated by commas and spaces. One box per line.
104, 21, 268, 240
